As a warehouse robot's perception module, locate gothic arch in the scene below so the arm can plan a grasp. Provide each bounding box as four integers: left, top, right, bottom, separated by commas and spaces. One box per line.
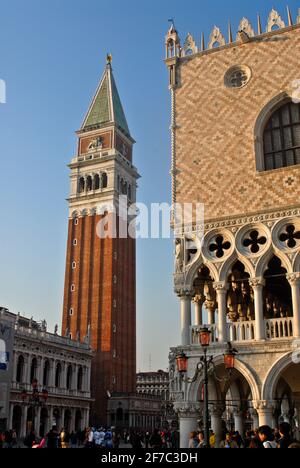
255, 248, 292, 278
294, 251, 300, 272
185, 257, 219, 290
188, 355, 260, 403
254, 91, 291, 171
261, 352, 294, 401
219, 253, 255, 283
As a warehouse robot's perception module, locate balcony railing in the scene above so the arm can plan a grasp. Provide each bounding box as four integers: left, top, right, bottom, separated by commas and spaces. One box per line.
11, 381, 90, 399
191, 317, 294, 345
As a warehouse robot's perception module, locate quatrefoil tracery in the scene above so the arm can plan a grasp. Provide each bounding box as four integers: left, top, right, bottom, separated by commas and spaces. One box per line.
243, 230, 267, 254
209, 235, 231, 259
279, 225, 300, 249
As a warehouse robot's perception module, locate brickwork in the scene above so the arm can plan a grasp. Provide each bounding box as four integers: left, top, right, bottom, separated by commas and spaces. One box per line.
174, 26, 300, 222
62, 62, 137, 425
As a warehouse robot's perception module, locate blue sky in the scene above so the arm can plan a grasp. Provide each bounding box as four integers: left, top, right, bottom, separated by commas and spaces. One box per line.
0, 0, 298, 371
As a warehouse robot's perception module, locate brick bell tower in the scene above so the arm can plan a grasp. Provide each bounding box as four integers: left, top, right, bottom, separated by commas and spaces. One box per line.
62, 56, 139, 425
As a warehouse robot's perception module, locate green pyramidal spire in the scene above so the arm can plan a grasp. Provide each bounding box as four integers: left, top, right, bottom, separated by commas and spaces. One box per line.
81, 59, 131, 137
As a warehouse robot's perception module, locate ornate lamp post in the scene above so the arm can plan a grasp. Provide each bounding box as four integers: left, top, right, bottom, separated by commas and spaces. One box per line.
20, 380, 49, 432
176, 327, 238, 448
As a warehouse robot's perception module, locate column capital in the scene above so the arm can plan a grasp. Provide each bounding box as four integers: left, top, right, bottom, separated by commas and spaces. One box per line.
249, 277, 265, 289
193, 294, 205, 304
175, 402, 201, 418
177, 288, 195, 299
287, 272, 300, 286
213, 281, 228, 292
253, 400, 274, 412
210, 404, 225, 418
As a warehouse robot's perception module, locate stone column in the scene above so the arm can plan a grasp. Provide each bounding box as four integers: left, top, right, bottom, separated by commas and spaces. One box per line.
179, 292, 192, 346
48, 406, 54, 432
35, 406, 41, 436
70, 408, 76, 432
287, 273, 300, 338
13, 352, 18, 382
210, 405, 224, 448
26, 355, 31, 385
49, 359, 55, 389
205, 300, 216, 326
255, 401, 274, 427
61, 408, 65, 429
234, 410, 244, 436
249, 408, 259, 430
8, 403, 14, 430
249, 278, 265, 340
38, 357, 44, 385
86, 365, 91, 393
177, 405, 200, 448
21, 406, 28, 438
214, 282, 228, 343
193, 295, 204, 326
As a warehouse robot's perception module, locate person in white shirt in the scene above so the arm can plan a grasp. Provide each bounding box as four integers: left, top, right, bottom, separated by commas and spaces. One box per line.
258, 426, 278, 448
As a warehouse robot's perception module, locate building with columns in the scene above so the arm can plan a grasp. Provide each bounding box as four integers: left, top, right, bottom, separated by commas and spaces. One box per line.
165, 8, 300, 448
61, 56, 139, 425
136, 370, 169, 400
3, 309, 92, 438
0, 308, 15, 431
107, 393, 162, 431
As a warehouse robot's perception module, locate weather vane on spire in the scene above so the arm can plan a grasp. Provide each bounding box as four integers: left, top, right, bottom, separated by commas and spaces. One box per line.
106, 53, 112, 64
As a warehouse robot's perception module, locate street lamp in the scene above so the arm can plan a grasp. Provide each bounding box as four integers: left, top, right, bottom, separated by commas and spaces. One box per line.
176, 327, 238, 449
20, 380, 49, 433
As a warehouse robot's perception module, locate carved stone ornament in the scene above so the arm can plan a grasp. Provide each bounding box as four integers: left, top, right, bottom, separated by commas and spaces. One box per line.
266, 9, 285, 32
236, 18, 255, 39
182, 33, 198, 56
208, 26, 226, 49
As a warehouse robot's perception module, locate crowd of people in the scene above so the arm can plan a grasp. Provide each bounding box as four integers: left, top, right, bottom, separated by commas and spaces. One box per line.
0, 426, 180, 449
189, 422, 300, 449
1, 422, 300, 448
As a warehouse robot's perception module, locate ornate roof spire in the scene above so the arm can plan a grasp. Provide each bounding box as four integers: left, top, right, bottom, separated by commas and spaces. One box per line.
207, 26, 226, 49
287, 6, 293, 26
81, 57, 131, 137
266, 9, 285, 32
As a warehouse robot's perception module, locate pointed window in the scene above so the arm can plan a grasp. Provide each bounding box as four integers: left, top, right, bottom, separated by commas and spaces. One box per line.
79, 177, 85, 193
263, 101, 300, 170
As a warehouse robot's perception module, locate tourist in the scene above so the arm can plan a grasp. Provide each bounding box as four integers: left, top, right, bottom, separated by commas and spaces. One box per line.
188, 431, 199, 448
219, 432, 239, 448
258, 426, 277, 448
149, 428, 162, 449
197, 431, 206, 449
278, 422, 292, 449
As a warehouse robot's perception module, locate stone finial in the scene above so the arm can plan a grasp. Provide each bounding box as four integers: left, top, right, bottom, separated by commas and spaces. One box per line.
257, 13, 262, 34
207, 26, 226, 49
266, 9, 286, 32
237, 17, 255, 40
182, 33, 198, 57
54, 324, 58, 335
297, 8, 300, 24
287, 6, 293, 26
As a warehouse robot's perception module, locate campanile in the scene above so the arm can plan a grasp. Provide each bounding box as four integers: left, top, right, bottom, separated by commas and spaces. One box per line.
62, 56, 139, 424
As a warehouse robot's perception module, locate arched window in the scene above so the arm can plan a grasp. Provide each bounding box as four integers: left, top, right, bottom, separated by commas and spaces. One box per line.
43, 360, 50, 386
263, 101, 300, 170
94, 174, 100, 190
55, 363, 62, 388
77, 367, 83, 391
86, 175, 93, 191
78, 177, 85, 193
30, 358, 37, 383
101, 172, 108, 189
66, 365, 73, 390
16, 355, 24, 383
